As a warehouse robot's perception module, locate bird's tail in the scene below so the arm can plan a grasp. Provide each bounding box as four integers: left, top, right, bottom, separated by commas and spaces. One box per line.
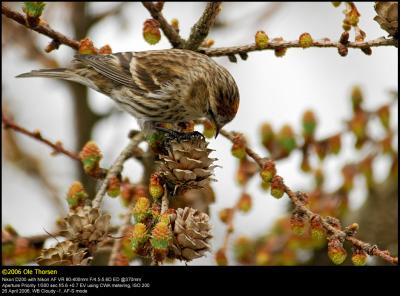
16, 68, 71, 79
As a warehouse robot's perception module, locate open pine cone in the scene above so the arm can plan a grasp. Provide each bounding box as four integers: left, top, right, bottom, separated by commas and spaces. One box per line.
170, 207, 212, 261
374, 2, 398, 37
37, 240, 91, 266
59, 205, 111, 252
157, 137, 217, 194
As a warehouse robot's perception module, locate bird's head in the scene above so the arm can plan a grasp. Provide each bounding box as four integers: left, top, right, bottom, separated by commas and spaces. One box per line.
208, 72, 240, 138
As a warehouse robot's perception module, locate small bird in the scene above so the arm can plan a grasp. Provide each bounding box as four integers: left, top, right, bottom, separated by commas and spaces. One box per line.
17, 49, 240, 138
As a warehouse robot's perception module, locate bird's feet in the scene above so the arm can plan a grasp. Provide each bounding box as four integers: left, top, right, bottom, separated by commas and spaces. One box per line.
154, 126, 205, 143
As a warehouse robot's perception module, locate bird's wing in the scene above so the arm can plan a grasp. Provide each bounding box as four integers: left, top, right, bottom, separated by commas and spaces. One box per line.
74, 50, 195, 95
130, 50, 189, 87
73, 53, 141, 91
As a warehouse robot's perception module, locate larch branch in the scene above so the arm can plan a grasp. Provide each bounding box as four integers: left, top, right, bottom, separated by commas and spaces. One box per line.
108, 206, 133, 266
2, 110, 80, 161
185, 2, 222, 50
142, 2, 185, 48
220, 129, 398, 265
88, 2, 127, 27
202, 37, 398, 57
92, 132, 144, 208
160, 185, 169, 214
1, 4, 79, 50
11, 226, 119, 246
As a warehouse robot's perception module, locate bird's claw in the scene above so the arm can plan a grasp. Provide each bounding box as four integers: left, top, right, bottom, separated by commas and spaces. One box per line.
154, 127, 205, 143
176, 130, 205, 141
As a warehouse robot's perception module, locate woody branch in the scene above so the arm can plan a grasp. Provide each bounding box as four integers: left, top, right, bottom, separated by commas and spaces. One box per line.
141, 2, 185, 48
3, 4, 397, 58
219, 129, 398, 265
202, 37, 398, 57
1, 4, 79, 50
108, 205, 133, 266
92, 132, 144, 208
185, 2, 222, 50
2, 110, 80, 161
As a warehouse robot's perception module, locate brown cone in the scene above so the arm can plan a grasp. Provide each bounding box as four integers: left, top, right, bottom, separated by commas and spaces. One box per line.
59, 205, 111, 252
37, 240, 91, 266
157, 138, 217, 194
170, 207, 212, 261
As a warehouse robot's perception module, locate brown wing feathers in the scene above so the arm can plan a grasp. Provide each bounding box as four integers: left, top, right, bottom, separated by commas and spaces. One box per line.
73, 54, 138, 90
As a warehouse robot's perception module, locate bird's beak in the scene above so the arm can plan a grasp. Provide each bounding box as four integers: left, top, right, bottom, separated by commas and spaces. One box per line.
213, 119, 221, 139
208, 111, 220, 139
215, 124, 220, 138
210, 118, 220, 138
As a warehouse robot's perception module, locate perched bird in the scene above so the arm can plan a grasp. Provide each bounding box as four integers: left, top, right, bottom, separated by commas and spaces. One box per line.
17, 49, 240, 138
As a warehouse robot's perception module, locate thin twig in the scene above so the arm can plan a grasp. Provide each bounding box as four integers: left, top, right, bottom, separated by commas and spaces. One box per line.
161, 184, 169, 214
214, 3, 282, 31
2, 110, 80, 161
254, 3, 282, 27
36, 169, 67, 215
185, 2, 222, 50
108, 205, 133, 266
220, 184, 250, 254
221, 203, 239, 251
1, 4, 79, 50
92, 132, 144, 208
88, 2, 127, 27
4, 3, 396, 57
220, 128, 398, 265
220, 130, 264, 164
142, 2, 185, 48
202, 37, 398, 57
2, 118, 66, 215
2, 18, 59, 67
285, 186, 398, 265
9, 226, 119, 246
